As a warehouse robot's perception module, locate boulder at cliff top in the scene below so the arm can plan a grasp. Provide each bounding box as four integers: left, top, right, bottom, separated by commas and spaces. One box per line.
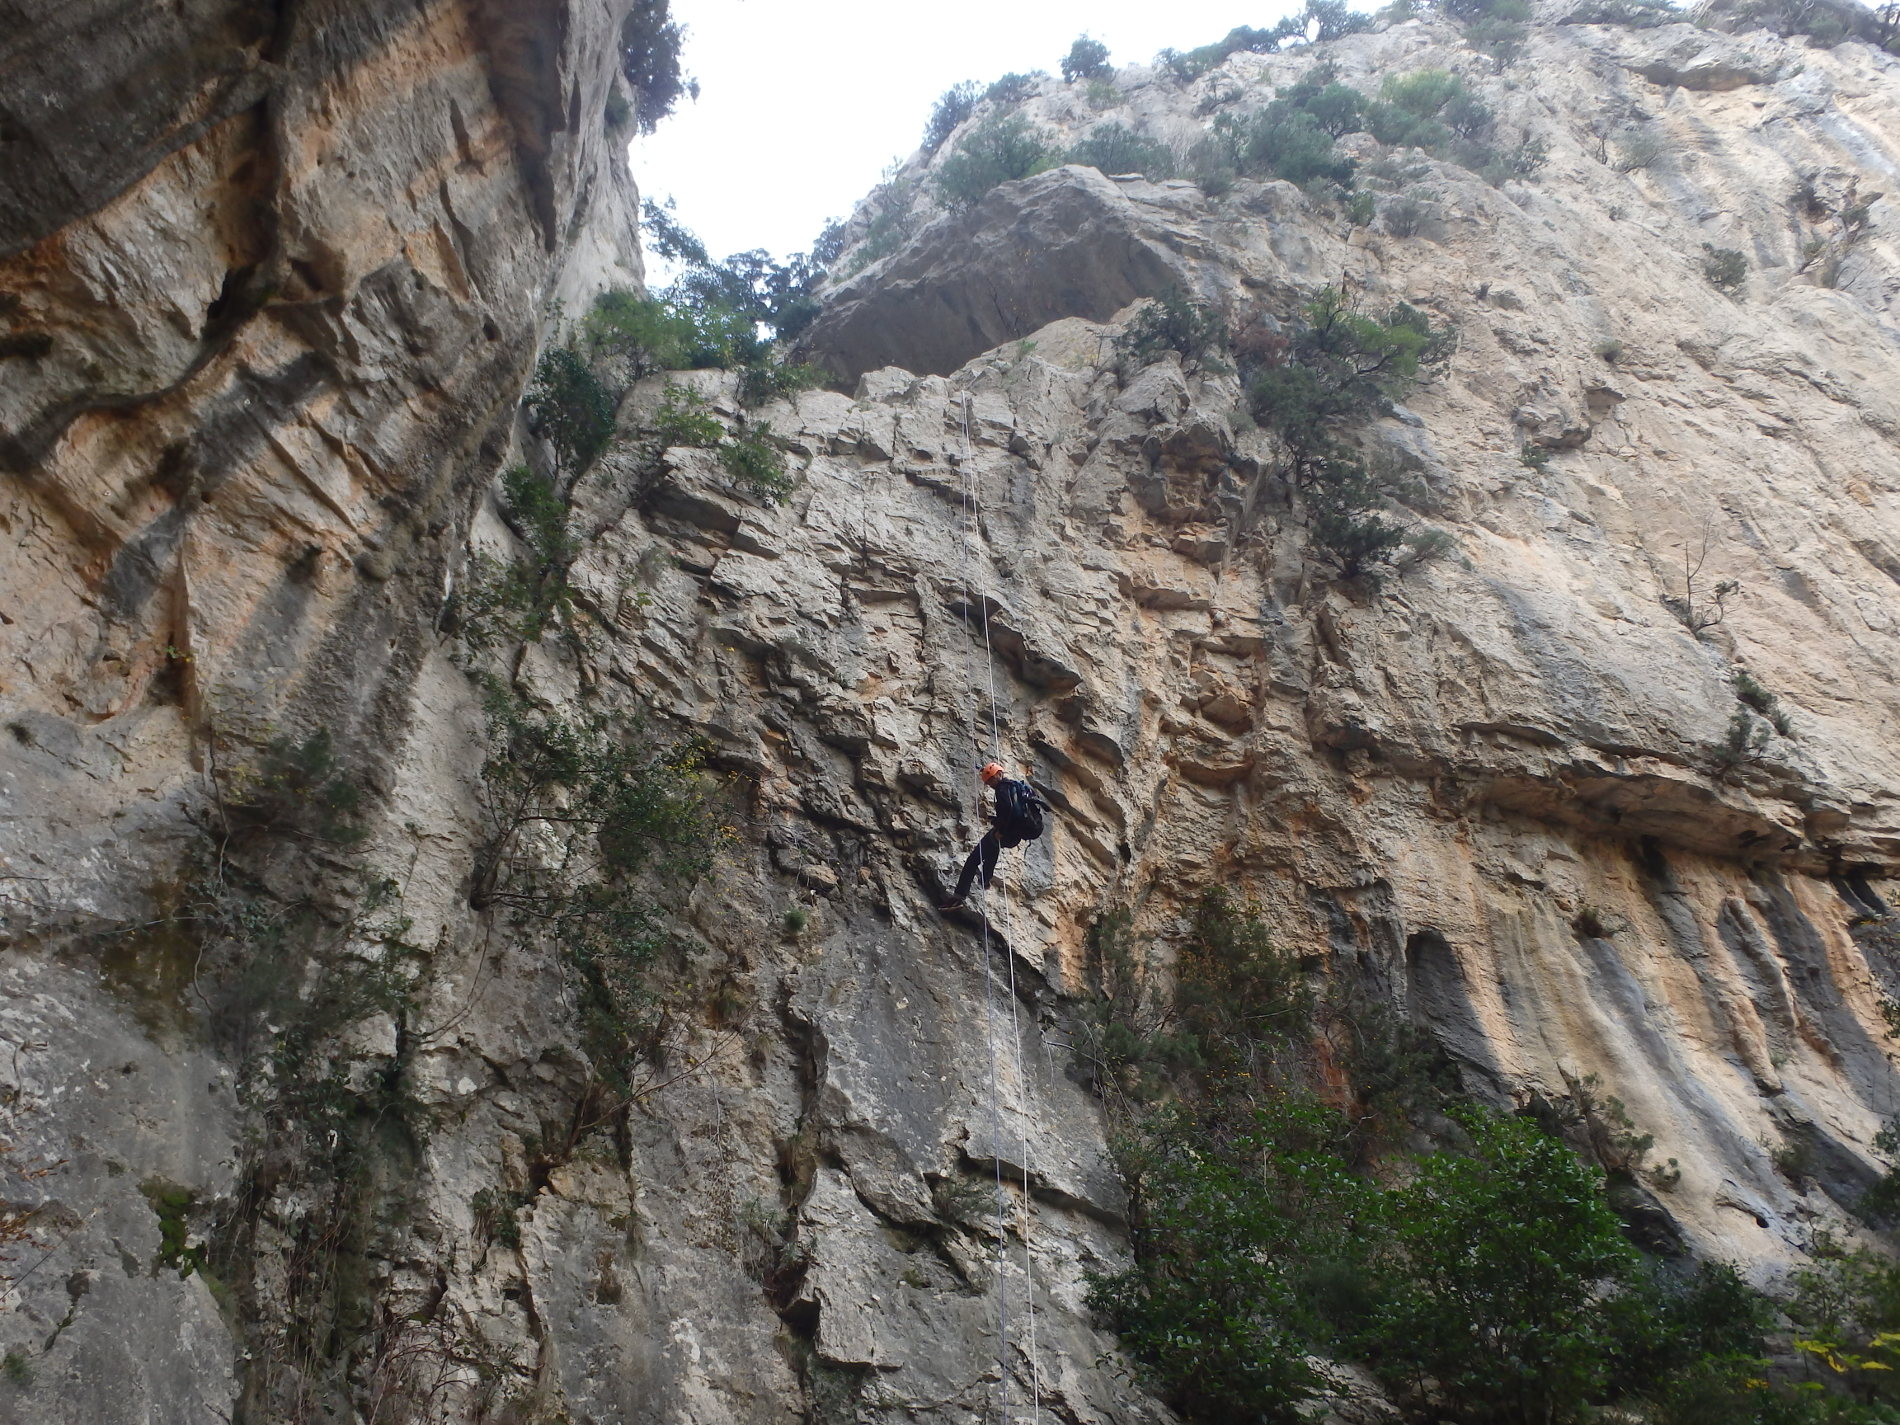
802, 165, 1203, 380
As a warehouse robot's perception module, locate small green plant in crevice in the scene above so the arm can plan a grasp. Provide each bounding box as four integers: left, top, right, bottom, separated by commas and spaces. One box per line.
139, 1177, 205, 1277
1713, 708, 1772, 778
738, 1197, 812, 1308
1703, 244, 1749, 294
1520, 442, 1554, 470
1734, 669, 1795, 737
471, 1185, 531, 1251
781, 906, 810, 937
719, 424, 794, 505
930, 1173, 999, 1230
454, 464, 579, 651
2, 1348, 30, 1387
1660, 533, 1741, 637
1116, 289, 1227, 370
1595, 337, 1627, 364
931, 113, 1059, 213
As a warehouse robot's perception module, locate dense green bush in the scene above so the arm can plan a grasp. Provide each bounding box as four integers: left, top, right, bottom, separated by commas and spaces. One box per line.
1704, 244, 1749, 293
1157, 23, 1299, 82
1210, 103, 1358, 189
527, 347, 617, 475
932, 114, 1059, 212
581, 204, 832, 408
1061, 35, 1112, 82
922, 81, 979, 154
1066, 123, 1176, 178
1372, 69, 1493, 148
1089, 1098, 1374, 1422
583, 288, 757, 378
1298, 0, 1379, 41
719, 424, 794, 504
1078, 896, 1896, 1425
1091, 1084, 1776, 1425
1306, 456, 1415, 577
1247, 289, 1453, 472
1240, 289, 1453, 582
736, 360, 827, 409
650, 383, 723, 449
1364, 1110, 1641, 1422
1074, 892, 1310, 1103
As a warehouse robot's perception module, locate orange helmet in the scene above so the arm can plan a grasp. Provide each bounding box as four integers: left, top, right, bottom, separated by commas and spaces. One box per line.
979, 762, 1006, 784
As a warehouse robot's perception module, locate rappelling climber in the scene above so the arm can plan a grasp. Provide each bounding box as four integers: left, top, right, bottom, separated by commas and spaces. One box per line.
940, 761, 1048, 911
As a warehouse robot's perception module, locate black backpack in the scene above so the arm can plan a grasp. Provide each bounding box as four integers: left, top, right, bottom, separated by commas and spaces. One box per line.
993, 777, 1045, 842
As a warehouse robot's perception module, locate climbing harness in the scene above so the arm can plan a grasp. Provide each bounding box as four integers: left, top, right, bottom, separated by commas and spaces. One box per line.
955, 391, 1042, 1425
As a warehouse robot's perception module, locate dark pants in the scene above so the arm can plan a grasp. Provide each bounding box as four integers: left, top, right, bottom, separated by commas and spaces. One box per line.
953, 829, 1021, 901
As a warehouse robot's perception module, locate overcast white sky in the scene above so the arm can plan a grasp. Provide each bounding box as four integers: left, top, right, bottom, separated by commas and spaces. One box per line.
627, 0, 1304, 263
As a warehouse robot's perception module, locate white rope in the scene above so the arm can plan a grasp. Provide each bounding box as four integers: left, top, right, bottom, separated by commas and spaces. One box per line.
956, 391, 1040, 1425
954, 394, 1011, 1425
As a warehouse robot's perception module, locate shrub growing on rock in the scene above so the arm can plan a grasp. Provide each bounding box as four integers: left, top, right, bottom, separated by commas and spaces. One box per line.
984, 71, 1043, 105
931, 114, 1059, 213
922, 81, 979, 155
1703, 244, 1749, 293
527, 347, 616, 476
1117, 289, 1227, 368
719, 425, 794, 504
1061, 35, 1112, 82
1066, 123, 1176, 179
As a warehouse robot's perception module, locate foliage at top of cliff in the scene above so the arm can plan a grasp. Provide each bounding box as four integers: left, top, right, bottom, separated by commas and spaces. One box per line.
621, 0, 699, 134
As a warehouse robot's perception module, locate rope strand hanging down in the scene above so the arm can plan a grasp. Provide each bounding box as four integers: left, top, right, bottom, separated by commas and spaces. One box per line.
954, 390, 1041, 1425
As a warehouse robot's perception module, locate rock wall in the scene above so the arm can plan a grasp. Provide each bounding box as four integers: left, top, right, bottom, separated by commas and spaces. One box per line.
4, 5, 1900, 1425
0, 0, 643, 1417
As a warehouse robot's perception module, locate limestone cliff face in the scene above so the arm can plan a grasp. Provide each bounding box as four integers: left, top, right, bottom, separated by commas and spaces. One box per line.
4, 6, 1900, 1425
